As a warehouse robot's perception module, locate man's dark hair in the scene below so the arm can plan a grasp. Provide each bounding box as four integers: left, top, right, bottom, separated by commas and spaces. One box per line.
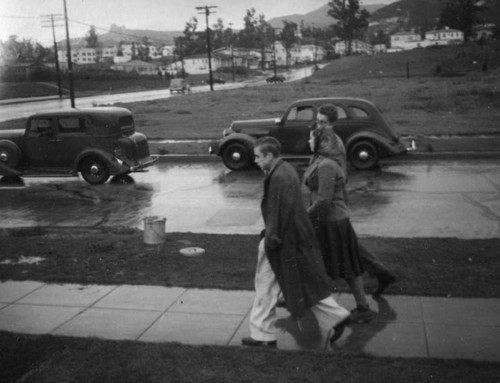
254, 136, 281, 157
318, 103, 338, 123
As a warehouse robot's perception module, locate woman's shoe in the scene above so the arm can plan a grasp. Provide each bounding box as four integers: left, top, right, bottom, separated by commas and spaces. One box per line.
350, 307, 376, 323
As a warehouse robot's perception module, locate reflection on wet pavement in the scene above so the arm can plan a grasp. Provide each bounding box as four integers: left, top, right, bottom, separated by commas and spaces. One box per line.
1, 159, 499, 238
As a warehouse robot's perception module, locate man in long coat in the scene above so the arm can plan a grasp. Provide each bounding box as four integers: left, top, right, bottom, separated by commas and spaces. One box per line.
242, 136, 350, 348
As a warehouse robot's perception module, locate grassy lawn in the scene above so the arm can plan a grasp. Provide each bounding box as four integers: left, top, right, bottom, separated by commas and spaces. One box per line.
2, 331, 498, 383
2, 43, 500, 140
1, 227, 499, 298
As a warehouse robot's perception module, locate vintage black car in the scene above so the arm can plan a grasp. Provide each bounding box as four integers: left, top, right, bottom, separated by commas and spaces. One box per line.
0, 107, 157, 184
209, 97, 412, 171
266, 75, 286, 83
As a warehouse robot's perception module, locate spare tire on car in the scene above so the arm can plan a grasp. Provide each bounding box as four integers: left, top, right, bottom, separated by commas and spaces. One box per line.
0, 140, 23, 169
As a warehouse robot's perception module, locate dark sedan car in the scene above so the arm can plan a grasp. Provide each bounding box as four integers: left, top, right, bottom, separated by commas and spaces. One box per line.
209, 97, 413, 171
0, 107, 157, 184
208, 77, 226, 84
266, 75, 286, 83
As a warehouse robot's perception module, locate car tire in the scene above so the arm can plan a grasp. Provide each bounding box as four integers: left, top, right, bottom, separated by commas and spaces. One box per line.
0, 140, 23, 169
349, 141, 379, 170
221, 142, 253, 171
80, 156, 110, 184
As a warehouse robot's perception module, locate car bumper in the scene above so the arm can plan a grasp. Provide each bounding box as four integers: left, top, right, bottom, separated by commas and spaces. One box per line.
129, 155, 158, 172
208, 140, 221, 155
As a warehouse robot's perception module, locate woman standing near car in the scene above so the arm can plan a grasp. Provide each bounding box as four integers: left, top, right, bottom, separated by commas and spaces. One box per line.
303, 111, 376, 323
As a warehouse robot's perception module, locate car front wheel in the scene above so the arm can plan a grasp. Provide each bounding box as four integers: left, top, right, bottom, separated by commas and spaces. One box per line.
349, 141, 379, 170
221, 142, 253, 171
80, 156, 110, 184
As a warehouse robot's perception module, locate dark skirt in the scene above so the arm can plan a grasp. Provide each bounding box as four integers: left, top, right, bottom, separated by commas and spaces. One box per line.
314, 218, 364, 280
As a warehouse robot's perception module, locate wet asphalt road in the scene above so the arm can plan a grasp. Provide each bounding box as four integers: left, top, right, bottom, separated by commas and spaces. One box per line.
1, 158, 499, 239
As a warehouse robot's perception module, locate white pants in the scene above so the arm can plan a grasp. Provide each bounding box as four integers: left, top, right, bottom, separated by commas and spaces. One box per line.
249, 239, 350, 341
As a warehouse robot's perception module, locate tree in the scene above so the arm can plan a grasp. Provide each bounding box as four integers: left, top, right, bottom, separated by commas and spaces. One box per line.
438, 0, 485, 40
280, 21, 298, 68
85, 26, 98, 48
180, 17, 205, 56
256, 15, 274, 70
238, 9, 259, 49
328, 0, 370, 56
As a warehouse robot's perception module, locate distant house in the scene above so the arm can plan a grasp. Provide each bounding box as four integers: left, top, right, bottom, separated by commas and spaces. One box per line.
110, 60, 158, 75
167, 54, 218, 75
161, 45, 175, 57
389, 27, 465, 51
58, 46, 119, 65
334, 40, 372, 55
425, 28, 464, 45
212, 47, 261, 69
390, 31, 422, 50
2, 62, 51, 80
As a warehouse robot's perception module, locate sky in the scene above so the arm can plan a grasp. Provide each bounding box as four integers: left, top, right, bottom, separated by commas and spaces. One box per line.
0, 0, 396, 46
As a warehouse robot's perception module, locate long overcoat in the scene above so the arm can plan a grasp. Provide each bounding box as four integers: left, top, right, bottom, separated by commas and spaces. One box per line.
261, 159, 332, 318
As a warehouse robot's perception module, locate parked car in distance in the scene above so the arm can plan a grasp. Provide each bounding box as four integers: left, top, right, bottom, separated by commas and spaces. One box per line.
266, 75, 286, 83
0, 107, 158, 184
208, 77, 226, 84
170, 78, 190, 94
209, 97, 412, 171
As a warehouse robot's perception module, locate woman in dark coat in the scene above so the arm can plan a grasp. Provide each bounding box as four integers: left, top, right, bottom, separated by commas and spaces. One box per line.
304, 120, 376, 323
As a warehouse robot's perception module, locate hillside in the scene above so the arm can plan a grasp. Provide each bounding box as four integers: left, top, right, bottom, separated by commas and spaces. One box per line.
268, 3, 388, 29
61, 24, 183, 49
370, 0, 500, 30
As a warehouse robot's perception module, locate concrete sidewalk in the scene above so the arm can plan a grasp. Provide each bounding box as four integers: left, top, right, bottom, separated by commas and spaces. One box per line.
0, 280, 499, 362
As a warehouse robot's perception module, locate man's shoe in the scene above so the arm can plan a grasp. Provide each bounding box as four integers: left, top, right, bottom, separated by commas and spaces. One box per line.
276, 297, 287, 308
373, 272, 396, 297
330, 316, 350, 343
350, 307, 376, 323
241, 337, 277, 348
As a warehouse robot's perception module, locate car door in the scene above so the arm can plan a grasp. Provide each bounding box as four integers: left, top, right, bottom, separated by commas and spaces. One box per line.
24, 117, 57, 168
53, 116, 92, 167
276, 105, 314, 154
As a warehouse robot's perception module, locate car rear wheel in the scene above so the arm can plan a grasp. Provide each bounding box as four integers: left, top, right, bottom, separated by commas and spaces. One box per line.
349, 141, 379, 170
80, 156, 110, 184
0, 140, 22, 169
221, 142, 253, 171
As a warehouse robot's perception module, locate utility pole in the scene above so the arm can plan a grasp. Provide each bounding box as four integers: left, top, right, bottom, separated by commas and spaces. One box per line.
62, 0, 75, 107
229, 22, 235, 82
196, 5, 217, 91
273, 28, 280, 78
312, 22, 317, 66
41, 13, 64, 99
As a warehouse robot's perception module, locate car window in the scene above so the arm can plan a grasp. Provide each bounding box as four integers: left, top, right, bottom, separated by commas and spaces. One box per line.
349, 106, 370, 119
29, 118, 52, 134
58, 118, 86, 133
336, 106, 347, 120
286, 106, 314, 121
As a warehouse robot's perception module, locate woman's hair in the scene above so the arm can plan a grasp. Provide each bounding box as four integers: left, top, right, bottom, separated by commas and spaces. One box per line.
318, 104, 338, 123
310, 126, 340, 156
254, 136, 281, 157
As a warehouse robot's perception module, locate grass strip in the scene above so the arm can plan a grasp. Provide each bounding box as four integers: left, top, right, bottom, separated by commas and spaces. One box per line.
0, 331, 498, 383
1, 227, 499, 298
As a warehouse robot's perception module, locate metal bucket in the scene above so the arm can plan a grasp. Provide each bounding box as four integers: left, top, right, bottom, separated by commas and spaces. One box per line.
143, 216, 166, 245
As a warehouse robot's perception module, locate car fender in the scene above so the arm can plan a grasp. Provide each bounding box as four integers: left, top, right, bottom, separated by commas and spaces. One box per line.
217, 133, 257, 156
75, 148, 124, 174
344, 132, 394, 156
